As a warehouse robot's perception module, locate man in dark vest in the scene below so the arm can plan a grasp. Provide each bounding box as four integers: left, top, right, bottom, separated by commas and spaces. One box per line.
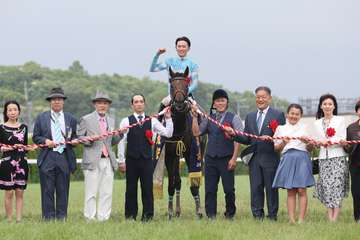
192, 89, 243, 220
118, 94, 173, 221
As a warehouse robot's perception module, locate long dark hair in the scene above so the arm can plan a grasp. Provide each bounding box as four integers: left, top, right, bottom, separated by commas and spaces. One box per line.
3, 100, 21, 122
316, 94, 338, 119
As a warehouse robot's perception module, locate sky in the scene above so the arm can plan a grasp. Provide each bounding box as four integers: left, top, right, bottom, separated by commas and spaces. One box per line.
1, 0, 359, 101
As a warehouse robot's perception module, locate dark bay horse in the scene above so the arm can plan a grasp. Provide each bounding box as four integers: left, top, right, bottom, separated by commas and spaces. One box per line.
164, 67, 204, 219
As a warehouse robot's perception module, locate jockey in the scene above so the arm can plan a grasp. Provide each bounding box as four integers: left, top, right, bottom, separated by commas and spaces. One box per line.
150, 36, 199, 109
151, 37, 203, 218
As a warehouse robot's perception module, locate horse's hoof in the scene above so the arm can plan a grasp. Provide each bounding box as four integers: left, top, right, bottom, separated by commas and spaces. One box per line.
175, 211, 181, 218
168, 211, 174, 220
197, 212, 203, 219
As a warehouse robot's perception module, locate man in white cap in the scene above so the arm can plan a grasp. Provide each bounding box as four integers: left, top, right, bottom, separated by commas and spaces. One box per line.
77, 91, 124, 221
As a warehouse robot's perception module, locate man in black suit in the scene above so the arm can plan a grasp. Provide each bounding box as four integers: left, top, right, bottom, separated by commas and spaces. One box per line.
345, 100, 360, 222
33, 87, 77, 220
227, 86, 285, 221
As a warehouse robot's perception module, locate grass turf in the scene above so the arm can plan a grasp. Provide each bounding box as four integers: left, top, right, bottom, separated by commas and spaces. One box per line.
0, 175, 359, 240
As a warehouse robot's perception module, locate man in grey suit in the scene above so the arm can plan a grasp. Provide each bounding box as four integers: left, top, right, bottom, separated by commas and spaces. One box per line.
227, 86, 285, 221
77, 91, 123, 221
33, 87, 77, 220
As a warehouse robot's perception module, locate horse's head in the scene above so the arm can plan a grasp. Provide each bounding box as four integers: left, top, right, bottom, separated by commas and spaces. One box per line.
169, 66, 190, 112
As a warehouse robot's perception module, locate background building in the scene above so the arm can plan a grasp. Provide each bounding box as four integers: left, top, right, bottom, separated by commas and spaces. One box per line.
299, 97, 360, 116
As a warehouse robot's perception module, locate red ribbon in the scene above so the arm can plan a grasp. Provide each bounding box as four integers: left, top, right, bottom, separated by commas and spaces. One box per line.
0, 108, 170, 151
326, 127, 336, 138
268, 119, 279, 133
145, 129, 154, 145
188, 102, 360, 147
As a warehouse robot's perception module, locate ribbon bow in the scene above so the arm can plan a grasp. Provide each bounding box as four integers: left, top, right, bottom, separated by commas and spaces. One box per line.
326, 127, 336, 138
268, 120, 279, 133
145, 130, 154, 145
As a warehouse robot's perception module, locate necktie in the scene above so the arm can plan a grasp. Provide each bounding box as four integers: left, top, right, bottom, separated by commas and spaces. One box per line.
138, 115, 143, 126
53, 112, 65, 153
256, 111, 263, 133
99, 117, 109, 157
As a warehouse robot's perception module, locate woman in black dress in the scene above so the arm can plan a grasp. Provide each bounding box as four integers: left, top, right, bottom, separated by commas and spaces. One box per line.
0, 100, 36, 222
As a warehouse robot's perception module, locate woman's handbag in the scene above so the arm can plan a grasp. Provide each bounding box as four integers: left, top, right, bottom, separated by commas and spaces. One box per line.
312, 158, 319, 175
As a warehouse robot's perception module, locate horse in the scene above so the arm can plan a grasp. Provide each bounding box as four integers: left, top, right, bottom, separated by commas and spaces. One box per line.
163, 66, 204, 219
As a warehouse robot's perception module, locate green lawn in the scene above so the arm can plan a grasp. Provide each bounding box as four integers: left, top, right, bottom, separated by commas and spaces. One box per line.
0, 175, 359, 240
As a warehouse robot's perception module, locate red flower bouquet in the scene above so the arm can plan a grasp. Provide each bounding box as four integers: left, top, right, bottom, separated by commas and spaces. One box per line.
145, 130, 154, 145
268, 120, 279, 133
326, 127, 336, 138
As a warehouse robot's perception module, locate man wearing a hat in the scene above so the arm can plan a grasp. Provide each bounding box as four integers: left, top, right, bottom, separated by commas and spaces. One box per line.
191, 89, 243, 220
77, 91, 123, 221
33, 87, 78, 220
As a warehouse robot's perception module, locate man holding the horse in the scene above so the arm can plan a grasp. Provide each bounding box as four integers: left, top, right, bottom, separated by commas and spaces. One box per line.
118, 94, 173, 222
192, 89, 243, 220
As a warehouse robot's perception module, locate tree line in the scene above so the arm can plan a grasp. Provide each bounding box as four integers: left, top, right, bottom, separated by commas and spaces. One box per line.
0, 60, 289, 130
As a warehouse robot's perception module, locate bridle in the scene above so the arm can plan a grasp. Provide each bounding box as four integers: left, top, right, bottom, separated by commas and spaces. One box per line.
170, 76, 189, 113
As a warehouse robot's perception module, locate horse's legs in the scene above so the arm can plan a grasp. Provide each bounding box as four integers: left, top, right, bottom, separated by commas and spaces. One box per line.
189, 186, 203, 218
174, 157, 181, 217
185, 138, 203, 219
165, 144, 182, 219
165, 148, 174, 219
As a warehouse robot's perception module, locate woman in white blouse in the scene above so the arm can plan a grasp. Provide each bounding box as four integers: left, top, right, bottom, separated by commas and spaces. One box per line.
272, 104, 315, 223
313, 94, 349, 222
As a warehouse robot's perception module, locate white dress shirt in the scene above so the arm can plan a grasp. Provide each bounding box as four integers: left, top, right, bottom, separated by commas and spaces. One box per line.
273, 121, 308, 154
117, 112, 173, 163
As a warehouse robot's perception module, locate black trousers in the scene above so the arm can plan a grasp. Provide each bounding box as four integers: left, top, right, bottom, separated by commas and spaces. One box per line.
125, 156, 153, 221
204, 155, 236, 218
248, 156, 278, 219
350, 165, 360, 221
39, 151, 70, 220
